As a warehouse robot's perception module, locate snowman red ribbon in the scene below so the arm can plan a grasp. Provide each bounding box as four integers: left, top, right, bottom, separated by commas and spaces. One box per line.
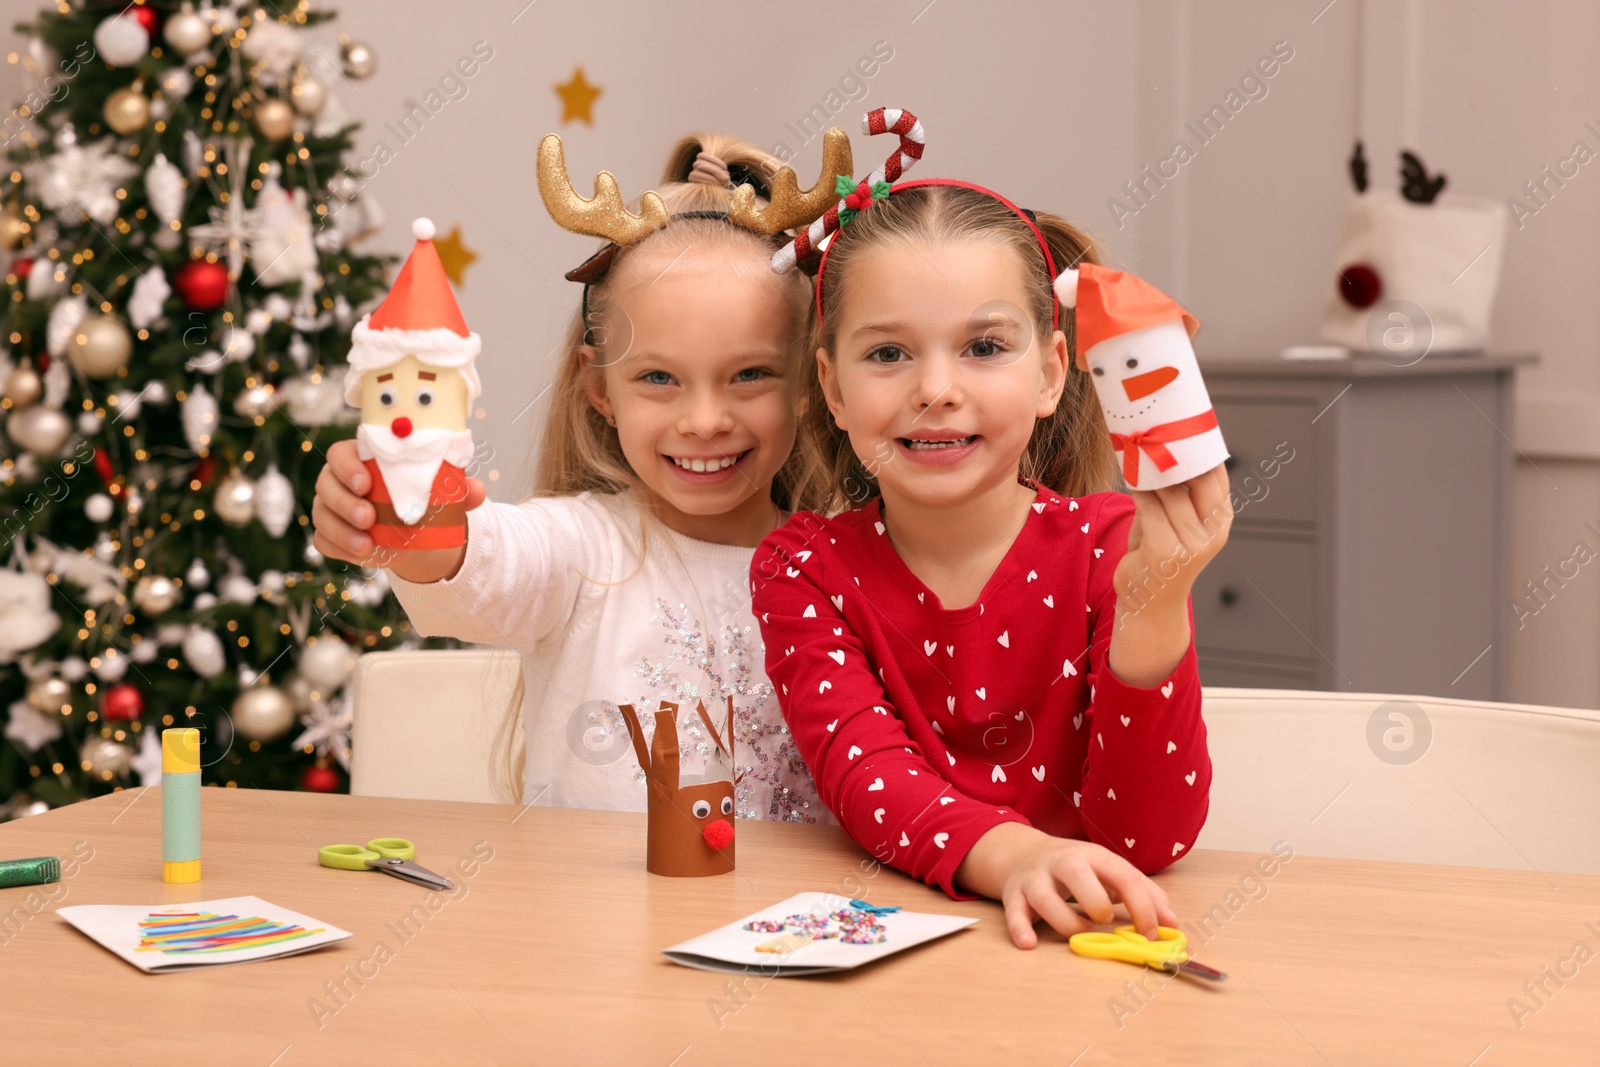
1108, 409, 1221, 488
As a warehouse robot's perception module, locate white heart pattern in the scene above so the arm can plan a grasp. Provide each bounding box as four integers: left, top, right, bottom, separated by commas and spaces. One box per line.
991, 764, 1006, 783
796, 550, 812, 562
945, 645, 954, 657
1080, 523, 1090, 534
976, 687, 986, 700
1185, 771, 1197, 785
847, 745, 862, 759
997, 631, 1010, 647
900, 832, 910, 846
1161, 681, 1175, 698
828, 649, 845, 665
947, 752, 956, 766
1032, 765, 1045, 781
1032, 502, 1045, 513
933, 833, 949, 849
875, 521, 886, 535
785, 646, 795, 656
1043, 595, 1055, 608
868, 777, 884, 791
803, 604, 817, 618
1093, 548, 1104, 558
1062, 658, 1077, 678
1120, 715, 1131, 727
831, 594, 844, 611
946, 695, 955, 713
1106, 787, 1116, 800
917, 592, 925, 604
932, 720, 944, 736
786, 567, 800, 577
1172, 842, 1185, 856
818, 680, 832, 693
833, 627, 843, 636
1073, 791, 1081, 807
1026, 570, 1038, 583
1013, 710, 1024, 721
1124, 838, 1136, 848
924, 640, 937, 655
1068, 499, 1079, 511
874, 808, 885, 823
1072, 713, 1083, 729
826, 719, 838, 732
1165, 741, 1176, 754
939, 796, 955, 806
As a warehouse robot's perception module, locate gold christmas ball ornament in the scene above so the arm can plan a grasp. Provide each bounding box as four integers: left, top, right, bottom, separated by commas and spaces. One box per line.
5, 406, 72, 456
2, 362, 43, 408
214, 467, 256, 526
104, 86, 151, 135
163, 6, 213, 55
26, 676, 71, 714
290, 73, 326, 116
81, 735, 133, 779
68, 314, 134, 379
253, 97, 295, 141
0, 203, 26, 250
340, 36, 377, 80
231, 684, 295, 742
132, 574, 180, 615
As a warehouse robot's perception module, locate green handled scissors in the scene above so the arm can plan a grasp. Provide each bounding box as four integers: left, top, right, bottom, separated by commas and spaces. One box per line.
1069, 925, 1228, 983
317, 837, 454, 890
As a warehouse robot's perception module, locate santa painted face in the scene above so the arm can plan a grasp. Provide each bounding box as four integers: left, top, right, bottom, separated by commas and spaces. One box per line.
358, 353, 470, 437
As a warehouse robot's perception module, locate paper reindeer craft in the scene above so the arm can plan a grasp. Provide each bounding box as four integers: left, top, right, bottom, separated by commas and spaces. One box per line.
1054, 263, 1229, 490
343, 217, 481, 550
616, 699, 737, 878
1321, 142, 1505, 356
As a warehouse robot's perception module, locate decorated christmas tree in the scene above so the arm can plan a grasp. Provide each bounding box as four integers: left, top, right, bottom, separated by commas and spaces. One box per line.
0, 0, 442, 815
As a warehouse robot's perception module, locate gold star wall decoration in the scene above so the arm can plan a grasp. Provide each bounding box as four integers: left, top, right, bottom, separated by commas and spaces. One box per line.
555, 67, 602, 126
432, 224, 478, 287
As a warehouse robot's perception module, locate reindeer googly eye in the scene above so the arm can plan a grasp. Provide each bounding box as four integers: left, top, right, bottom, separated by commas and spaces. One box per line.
691, 799, 711, 819
720, 796, 733, 816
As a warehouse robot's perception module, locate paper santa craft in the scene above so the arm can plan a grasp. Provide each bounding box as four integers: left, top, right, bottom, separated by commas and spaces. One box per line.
1054, 263, 1229, 491
343, 218, 481, 550
616, 699, 737, 878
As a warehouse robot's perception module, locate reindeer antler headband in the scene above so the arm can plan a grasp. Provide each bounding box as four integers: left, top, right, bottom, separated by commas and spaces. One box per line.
536, 129, 855, 285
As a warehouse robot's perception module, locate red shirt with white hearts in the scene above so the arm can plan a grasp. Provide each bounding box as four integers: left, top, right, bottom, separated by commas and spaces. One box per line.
750, 481, 1211, 898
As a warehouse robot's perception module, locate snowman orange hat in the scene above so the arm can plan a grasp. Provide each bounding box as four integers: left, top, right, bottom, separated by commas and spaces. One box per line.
343, 217, 482, 408
1053, 262, 1199, 393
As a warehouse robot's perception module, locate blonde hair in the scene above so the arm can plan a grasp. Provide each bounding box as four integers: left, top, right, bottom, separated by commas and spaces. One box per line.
791, 184, 1119, 516
490, 132, 822, 804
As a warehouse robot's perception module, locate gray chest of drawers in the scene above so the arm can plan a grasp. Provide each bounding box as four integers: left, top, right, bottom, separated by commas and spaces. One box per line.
1178, 354, 1535, 701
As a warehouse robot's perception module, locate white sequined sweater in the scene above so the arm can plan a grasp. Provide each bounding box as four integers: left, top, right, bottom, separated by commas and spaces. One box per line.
387, 490, 827, 823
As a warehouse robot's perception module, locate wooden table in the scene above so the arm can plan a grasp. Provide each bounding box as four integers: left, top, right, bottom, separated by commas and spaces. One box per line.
1, 788, 1596, 1065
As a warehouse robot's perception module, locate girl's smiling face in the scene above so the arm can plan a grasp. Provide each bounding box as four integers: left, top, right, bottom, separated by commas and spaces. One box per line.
817, 240, 1070, 510
583, 246, 801, 540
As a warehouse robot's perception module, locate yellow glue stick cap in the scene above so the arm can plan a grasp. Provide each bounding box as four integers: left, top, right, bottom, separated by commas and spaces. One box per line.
162, 728, 201, 774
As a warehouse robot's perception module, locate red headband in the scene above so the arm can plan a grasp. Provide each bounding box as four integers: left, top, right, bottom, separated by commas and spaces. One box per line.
812, 177, 1061, 332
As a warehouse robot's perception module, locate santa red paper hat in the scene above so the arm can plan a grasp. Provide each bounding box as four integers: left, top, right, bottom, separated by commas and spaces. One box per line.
344, 217, 482, 406
1053, 261, 1199, 358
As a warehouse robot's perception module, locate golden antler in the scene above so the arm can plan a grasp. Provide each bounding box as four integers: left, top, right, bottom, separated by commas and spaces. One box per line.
537, 133, 670, 246
727, 127, 854, 235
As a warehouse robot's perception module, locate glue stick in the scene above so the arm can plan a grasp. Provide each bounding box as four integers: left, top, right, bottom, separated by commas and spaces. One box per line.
162, 728, 201, 883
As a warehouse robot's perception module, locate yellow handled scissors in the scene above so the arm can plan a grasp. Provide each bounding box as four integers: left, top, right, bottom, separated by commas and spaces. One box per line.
317, 837, 454, 890
1069, 925, 1228, 983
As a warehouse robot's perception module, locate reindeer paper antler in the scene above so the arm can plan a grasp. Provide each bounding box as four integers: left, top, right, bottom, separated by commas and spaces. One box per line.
771, 108, 925, 274
537, 133, 671, 246
727, 127, 854, 236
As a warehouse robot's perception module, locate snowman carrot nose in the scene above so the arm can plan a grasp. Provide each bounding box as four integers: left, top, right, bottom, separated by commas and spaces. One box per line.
1122, 366, 1179, 402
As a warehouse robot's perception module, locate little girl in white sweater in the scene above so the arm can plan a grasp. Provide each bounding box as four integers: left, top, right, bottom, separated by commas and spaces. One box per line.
312, 132, 835, 821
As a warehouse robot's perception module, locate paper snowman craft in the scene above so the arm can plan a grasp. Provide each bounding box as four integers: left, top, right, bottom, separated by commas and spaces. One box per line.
616, 698, 738, 878
343, 218, 480, 550
1054, 263, 1228, 490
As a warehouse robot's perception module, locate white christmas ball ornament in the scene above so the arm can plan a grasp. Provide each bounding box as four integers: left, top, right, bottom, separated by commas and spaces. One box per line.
59, 656, 88, 682
93, 15, 149, 66
94, 648, 128, 683
77, 411, 103, 435
185, 558, 211, 589
5, 406, 72, 456
299, 639, 358, 690
68, 315, 134, 379
219, 575, 256, 603
132, 574, 180, 615
84, 493, 114, 522
164, 6, 213, 55
214, 468, 256, 526
81, 736, 133, 778
182, 626, 225, 678
232, 685, 295, 742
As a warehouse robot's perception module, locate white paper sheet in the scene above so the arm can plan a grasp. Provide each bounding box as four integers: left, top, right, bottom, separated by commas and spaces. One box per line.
662, 891, 977, 977
57, 895, 351, 974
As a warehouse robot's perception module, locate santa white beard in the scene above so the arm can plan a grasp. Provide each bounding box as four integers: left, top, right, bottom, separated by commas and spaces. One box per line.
356, 424, 475, 525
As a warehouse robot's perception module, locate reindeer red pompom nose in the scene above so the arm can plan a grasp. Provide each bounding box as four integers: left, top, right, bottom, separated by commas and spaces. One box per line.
390, 416, 413, 438
1337, 263, 1382, 308
703, 820, 734, 851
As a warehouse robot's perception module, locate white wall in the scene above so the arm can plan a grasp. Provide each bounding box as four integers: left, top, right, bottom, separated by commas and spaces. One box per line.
4, 0, 1597, 706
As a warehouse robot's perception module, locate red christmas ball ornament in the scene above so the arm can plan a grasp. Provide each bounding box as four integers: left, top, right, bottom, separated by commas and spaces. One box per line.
102, 682, 144, 722
301, 761, 341, 793
126, 4, 159, 36
174, 259, 229, 311
1337, 262, 1383, 309
703, 819, 734, 851
11, 257, 33, 281
192, 455, 217, 486
36, 352, 50, 374
93, 448, 115, 484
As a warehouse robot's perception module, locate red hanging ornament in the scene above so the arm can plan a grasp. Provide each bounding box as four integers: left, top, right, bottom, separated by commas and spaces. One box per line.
10, 257, 33, 281
174, 259, 229, 311
300, 761, 341, 793
93, 447, 114, 484
126, 4, 159, 36
192, 455, 217, 486
102, 682, 144, 722
36, 352, 50, 374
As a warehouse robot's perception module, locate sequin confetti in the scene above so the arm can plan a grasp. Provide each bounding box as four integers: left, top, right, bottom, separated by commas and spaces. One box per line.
741, 907, 889, 945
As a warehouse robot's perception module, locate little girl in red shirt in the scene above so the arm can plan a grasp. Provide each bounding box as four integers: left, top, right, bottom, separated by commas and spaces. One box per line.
751, 149, 1231, 948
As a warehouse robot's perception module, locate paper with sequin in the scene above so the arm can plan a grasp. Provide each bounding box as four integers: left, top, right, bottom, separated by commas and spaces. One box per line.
662, 891, 976, 976
57, 895, 351, 973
